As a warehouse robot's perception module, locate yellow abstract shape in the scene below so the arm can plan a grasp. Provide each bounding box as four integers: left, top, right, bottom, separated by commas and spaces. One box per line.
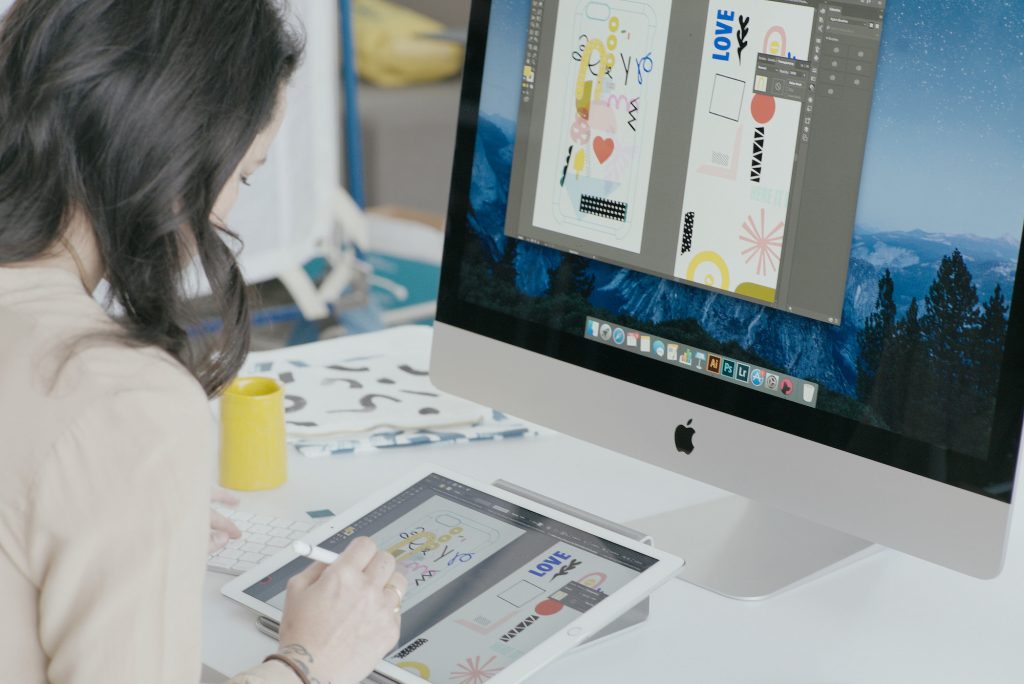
396, 662, 431, 678
609, 16, 620, 31
388, 530, 437, 562
575, 80, 593, 117
762, 26, 787, 56
735, 282, 777, 303
686, 252, 731, 291
573, 149, 586, 177
576, 39, 609, 107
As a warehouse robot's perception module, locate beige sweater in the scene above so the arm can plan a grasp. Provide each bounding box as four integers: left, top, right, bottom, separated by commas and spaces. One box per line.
0, 266, 294, 683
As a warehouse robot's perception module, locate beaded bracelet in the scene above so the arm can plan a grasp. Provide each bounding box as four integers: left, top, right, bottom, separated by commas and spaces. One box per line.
263, 653, 313, 684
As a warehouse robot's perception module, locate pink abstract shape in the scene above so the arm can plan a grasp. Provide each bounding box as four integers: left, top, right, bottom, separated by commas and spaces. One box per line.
454, 610, 519, 635
603, 94, 632, 110
740, 208, 784, 276
602, 140, 635, 183
762, 26, 788, 55
588, 104, 618, 133
697, 126, 744, 179
450, 655, 503, 684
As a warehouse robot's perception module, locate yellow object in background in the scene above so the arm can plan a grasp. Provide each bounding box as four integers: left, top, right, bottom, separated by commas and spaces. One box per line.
219, 377, 287, 491
353, 0, 465, 88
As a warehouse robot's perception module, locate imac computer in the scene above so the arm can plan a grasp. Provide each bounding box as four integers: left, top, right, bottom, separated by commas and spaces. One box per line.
431, 0, 1024, 598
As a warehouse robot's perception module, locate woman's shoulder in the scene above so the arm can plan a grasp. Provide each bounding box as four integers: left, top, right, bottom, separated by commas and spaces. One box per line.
66, 336, 209, 406
0, 302, 216, 540
0, 306, 214, 464
0, 268, 212, 431
53, 345, 216, 465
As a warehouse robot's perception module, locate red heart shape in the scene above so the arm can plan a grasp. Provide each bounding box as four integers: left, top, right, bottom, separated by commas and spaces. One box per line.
593, 137, 615, 164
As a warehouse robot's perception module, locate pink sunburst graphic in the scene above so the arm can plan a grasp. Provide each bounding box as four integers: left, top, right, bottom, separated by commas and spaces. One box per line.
450, 655, 503, 684
740, 208, 784, 276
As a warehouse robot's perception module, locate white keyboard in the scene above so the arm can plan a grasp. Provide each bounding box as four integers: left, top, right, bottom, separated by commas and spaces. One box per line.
207, 509, 323, 576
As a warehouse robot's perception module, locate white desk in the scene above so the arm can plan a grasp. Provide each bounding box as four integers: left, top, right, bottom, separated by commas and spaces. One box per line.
203, 339, 1024, 684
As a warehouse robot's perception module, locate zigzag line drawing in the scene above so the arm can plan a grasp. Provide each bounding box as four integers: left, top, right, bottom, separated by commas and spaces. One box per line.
627, 98, 639, 131
413, 570, 438, 587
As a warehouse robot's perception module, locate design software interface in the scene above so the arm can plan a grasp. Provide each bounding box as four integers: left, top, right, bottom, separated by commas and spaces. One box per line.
505, 0, 887, 324
243, 475, 657, 683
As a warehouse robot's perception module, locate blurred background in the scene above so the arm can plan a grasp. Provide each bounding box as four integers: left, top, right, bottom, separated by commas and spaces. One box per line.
224, 0, 473, 349
0, 0, 474, 349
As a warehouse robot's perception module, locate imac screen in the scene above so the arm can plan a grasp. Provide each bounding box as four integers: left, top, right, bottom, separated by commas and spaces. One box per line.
441, 0, 1024, 501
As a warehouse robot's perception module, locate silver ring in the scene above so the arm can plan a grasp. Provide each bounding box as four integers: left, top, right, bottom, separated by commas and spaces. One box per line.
384, 583, 404, 607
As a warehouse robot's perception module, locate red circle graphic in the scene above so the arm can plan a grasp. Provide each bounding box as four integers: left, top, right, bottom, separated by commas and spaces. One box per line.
535, 599, 564, 616
751, 94, 776, 124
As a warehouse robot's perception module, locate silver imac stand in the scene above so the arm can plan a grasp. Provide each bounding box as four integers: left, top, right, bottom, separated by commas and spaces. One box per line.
628, 497, 878, 600
500, 479, 878, 601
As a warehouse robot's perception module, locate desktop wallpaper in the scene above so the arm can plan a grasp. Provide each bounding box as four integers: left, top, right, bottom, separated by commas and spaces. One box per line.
460, 0, 1023, 470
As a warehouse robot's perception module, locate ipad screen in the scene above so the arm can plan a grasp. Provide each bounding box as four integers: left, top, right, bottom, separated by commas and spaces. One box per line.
241, 474, 659, 682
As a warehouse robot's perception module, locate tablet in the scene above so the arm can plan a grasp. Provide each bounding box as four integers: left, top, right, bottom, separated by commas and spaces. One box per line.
223, 467, 683, 684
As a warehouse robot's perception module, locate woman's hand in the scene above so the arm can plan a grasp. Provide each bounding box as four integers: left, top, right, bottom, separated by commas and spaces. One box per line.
208, 489, 242, 553
275, 537, 408, 684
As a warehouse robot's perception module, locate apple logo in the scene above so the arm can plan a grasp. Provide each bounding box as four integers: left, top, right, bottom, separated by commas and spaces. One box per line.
674, 420, 696, 455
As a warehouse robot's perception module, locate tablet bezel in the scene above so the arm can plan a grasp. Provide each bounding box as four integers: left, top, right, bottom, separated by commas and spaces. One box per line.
222, 465, 684, 684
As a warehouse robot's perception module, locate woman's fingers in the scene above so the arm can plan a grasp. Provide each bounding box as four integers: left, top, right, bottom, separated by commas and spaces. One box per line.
210, 508, 242, 539
209, 529, 230, 554
383, 570, 408, 610
211, 488, 240, 507
387, 570, 408, 597
363, 550, 397, 586
288, 559, 327, 592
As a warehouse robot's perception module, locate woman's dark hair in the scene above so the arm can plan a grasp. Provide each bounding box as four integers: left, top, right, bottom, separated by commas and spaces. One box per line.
0, 0, 304, 395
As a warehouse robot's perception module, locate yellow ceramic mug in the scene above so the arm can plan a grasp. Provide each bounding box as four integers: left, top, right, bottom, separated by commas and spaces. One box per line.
219, 377, 287, 491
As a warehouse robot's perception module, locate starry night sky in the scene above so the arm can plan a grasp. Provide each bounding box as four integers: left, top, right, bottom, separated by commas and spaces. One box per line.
479, 0, 1024, 241
857, 0, 1024, 238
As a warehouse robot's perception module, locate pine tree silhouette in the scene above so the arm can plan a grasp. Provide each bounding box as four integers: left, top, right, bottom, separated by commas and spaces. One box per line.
977, 284, 1010, 395
856, 269, 896, 404
546, 256, 596, 299
917, 249, 980, 449
879, 297, 923, 429
855, 250, 1010, 460
572, 258, 596, 300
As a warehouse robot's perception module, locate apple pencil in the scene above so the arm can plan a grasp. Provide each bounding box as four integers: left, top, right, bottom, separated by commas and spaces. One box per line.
292, 540, 340, 565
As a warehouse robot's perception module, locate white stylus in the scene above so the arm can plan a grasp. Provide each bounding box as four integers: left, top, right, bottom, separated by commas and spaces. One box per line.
292, 541, 340, 564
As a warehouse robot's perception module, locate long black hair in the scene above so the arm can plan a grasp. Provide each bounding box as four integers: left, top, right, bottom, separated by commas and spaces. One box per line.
0, 0, 304, 396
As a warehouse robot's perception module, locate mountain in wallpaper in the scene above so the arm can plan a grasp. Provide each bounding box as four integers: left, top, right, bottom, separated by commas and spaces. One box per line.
466, 112, 1019, 402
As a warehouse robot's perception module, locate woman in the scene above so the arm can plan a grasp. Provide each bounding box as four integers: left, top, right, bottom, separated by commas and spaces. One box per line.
0, 1, 405, 683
